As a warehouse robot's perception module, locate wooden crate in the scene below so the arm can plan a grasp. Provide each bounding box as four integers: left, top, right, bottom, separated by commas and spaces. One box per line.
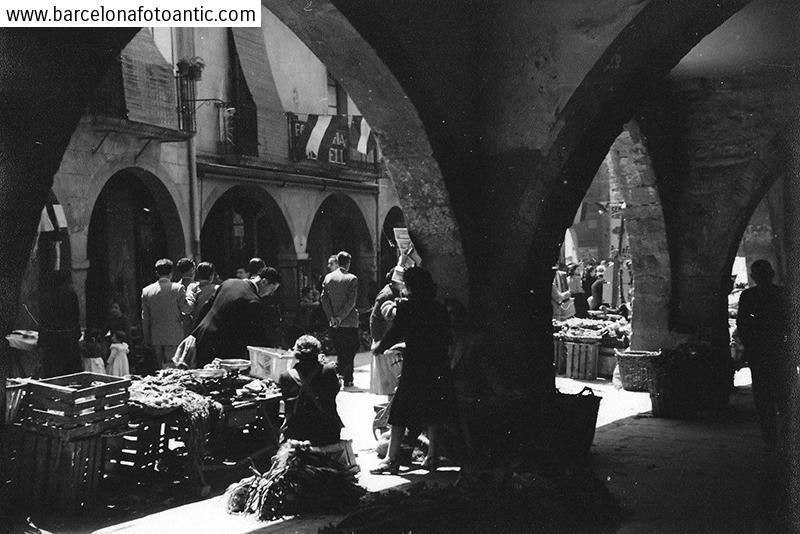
564, 341, 599, 380
108, 418, 169, 471
12, 427, 108, 511
23, 372, 130, 440
553, 336, 566, 375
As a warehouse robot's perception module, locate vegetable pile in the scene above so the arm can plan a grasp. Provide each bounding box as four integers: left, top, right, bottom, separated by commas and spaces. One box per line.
129, 369, 220, 421
553, 317, 630, 347
226, 439, 365, 520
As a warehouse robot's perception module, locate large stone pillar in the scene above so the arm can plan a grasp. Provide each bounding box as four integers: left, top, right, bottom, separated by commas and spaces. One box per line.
609, 124, 672, 350
0, 28, 137, 522
781, 82, 800, 533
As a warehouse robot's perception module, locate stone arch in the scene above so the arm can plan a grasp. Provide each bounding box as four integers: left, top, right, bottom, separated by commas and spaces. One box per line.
380, 206, 406, 280
605, 122, 672, 351
719, 135, 787, 285
85, 167, 184, 328
81, 155, 189, 251
261, 0, 469, 304
200, 183, 296, 303
308, 192, 375, 307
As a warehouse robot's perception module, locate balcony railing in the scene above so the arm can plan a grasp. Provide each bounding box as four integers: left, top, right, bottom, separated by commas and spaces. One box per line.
287, 112, 379, 175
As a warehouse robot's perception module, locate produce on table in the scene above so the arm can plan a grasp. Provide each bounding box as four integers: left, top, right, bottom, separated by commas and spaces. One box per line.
553, 317, 630, 347
225, 439, 365, 520
128, 368, 280, 417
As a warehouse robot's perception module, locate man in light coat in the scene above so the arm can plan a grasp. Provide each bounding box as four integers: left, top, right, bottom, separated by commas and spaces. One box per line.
320, 251, 360, 387
141, 258, 195, 369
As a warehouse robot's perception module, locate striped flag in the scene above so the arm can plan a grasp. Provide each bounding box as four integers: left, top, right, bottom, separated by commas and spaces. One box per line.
303, 114, 332, 160
349, 116, 376, 155
295, 114, 350, 161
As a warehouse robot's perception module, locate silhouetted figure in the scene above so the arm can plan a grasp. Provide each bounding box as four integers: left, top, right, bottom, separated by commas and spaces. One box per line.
737, 260, 787, 448
39, 271, 81, 378
371, 267, 451, 474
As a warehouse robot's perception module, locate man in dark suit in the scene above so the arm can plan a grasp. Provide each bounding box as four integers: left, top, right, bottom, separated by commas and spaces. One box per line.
191, 266, 281, 367
320, 251, 360, 387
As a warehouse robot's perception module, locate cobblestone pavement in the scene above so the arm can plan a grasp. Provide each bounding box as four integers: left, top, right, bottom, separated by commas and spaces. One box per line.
40, 363, 774, 534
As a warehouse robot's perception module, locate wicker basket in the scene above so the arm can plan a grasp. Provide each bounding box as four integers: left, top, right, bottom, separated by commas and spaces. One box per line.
615, 350, 660, 392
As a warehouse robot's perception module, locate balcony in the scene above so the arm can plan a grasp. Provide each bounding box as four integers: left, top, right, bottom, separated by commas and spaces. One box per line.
287, 112, 380, 176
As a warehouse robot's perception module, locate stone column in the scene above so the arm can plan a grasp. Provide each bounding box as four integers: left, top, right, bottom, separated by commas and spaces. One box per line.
781, 88, 800, 532
610, 125, 672, 351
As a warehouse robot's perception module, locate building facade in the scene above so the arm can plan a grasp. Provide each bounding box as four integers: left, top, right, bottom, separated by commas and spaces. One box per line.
17, 14, 404, 333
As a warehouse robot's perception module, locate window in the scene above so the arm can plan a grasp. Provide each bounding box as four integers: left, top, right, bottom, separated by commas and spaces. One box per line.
327, 71, 347, 116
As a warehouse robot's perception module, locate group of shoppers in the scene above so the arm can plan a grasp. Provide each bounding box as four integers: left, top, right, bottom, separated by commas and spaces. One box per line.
552, 259, 632, 320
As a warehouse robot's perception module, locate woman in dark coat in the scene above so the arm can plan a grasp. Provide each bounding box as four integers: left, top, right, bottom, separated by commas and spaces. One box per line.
371, 266, 451, 474
278, 335, 343, 446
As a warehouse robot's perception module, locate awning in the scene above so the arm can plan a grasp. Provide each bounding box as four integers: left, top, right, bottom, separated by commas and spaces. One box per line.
39, 203, 68, 233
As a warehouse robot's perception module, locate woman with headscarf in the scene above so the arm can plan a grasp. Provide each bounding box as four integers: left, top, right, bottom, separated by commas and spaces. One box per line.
278, 335, 343, 446
370, 266, 451, 474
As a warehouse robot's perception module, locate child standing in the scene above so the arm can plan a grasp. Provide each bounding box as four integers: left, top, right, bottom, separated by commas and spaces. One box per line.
106, 330, 130, 376
80, 328, 106, 374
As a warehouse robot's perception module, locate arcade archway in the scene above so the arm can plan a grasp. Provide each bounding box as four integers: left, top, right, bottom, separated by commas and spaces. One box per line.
86, 168, 183, 329
308, 193, 375, 308
200, 184, 295, 305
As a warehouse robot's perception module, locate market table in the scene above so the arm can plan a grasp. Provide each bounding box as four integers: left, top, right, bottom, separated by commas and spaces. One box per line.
116, 393, 282, 496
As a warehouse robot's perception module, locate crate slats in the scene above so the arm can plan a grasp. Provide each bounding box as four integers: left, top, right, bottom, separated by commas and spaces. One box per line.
564, 341, 599, 380
25, 372, 131, 400
29, 390, 129, 416
15, 429, 109, 510
23, 372, 130, 438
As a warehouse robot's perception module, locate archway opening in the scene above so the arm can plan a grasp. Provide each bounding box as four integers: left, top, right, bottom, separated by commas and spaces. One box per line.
201, 184, 296, 308
86, 169, 180, 330
308, 193, 375, 308
201, 186, 282, 279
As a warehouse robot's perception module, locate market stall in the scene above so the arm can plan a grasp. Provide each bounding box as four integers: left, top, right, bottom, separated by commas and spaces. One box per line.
118, 367, 282, 495
553, 316, 630, 379
3, 361, 284, 511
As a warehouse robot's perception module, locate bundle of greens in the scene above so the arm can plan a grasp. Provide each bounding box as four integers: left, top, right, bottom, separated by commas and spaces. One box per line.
320, 468, 620, 534
226, 439, 365, 521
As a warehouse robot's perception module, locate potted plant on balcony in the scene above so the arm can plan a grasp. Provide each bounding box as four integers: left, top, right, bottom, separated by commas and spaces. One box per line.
177, 56, 205, 82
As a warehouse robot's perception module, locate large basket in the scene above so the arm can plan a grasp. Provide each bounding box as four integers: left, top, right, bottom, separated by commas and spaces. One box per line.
615, 350, 660, 392
649, 367, 697, 419
552, 387, 601, 456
